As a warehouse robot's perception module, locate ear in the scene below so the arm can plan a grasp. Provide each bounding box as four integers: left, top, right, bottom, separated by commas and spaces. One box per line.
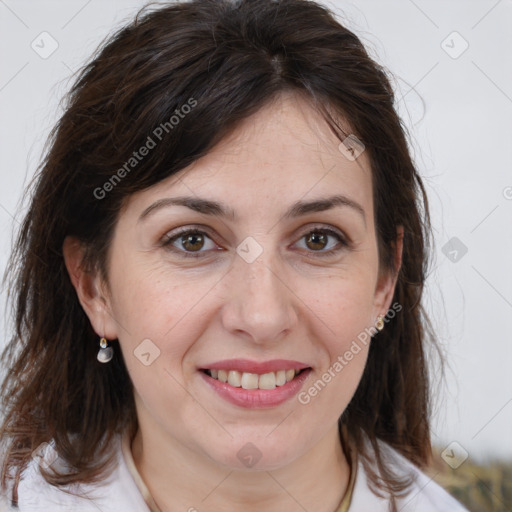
62, 236, 118, 340
372, 225, 404, 318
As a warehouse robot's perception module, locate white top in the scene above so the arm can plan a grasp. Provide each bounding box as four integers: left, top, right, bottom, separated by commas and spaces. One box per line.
2, 433, 469, 512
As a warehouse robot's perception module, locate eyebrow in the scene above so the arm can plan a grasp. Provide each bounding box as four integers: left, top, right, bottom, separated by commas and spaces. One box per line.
138, 194, 366, 226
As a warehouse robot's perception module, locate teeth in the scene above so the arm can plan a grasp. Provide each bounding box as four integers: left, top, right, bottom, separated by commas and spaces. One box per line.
240, 372, 259, 389
275, 370, 286, 386
207, 368, 305, 389
285, 369, 296, 382
259, 372, 276, 389
228, 370, 242, 387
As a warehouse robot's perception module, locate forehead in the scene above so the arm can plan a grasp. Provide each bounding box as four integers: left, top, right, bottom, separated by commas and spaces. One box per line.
124, 91, 374, 222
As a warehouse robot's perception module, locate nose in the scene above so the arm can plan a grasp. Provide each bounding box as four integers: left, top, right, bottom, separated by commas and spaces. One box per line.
219, 246, 298, 346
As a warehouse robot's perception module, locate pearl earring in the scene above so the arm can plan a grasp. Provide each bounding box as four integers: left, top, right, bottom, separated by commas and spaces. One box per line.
97, 337, 114, 363
375, 315, 385, 331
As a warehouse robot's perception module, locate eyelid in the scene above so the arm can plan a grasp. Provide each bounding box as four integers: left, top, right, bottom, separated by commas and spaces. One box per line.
161, 223, 350, 258
293, 225, 349, 255
160, 225, 222, 259
297, 224, 349, 243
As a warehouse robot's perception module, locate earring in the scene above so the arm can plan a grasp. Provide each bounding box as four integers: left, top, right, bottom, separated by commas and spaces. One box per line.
375, 315, 385, 331
97, 337, 114, 363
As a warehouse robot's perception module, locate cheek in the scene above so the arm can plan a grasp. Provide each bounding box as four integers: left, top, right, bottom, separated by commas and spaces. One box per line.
297, 280, 373, 416
306, 270, 377, 341
107, 268, 204, 423
110, 261, 199, 337
108, 262, 222, 379
299, 270, 376, 400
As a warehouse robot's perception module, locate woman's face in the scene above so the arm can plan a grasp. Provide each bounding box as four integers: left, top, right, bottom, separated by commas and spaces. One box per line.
84, 92, 399, 470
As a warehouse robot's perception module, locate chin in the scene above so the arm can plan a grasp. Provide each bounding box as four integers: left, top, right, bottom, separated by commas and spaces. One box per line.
204, 435, 303, 472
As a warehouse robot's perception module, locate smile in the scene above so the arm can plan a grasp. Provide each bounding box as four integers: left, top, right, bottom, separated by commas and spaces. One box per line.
199, 362, 313, 409
203, 368, 306, 390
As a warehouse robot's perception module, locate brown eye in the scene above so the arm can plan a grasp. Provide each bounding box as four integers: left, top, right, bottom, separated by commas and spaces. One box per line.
162, 228, 219, 258
296, 227, 348, 256
181, 232, 205, 252
305, 231, 329, 251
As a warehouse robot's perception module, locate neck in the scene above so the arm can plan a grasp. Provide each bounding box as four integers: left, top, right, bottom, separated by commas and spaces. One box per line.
130, 419, 351, 512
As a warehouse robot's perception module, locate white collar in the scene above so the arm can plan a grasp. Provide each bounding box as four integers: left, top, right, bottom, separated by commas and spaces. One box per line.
13, 432, 468, 512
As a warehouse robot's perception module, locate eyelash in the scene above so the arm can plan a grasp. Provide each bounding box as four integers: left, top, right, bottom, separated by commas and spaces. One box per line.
160, 225, 349, 259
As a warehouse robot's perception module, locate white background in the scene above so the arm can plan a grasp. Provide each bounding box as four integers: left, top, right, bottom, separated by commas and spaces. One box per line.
0, 0, 511, 463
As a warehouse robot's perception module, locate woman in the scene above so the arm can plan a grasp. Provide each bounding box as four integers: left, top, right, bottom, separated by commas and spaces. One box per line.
0, 0, 468, 510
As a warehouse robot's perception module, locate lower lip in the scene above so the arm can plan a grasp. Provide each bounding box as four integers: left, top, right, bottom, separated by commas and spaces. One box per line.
200, 369, 312, 409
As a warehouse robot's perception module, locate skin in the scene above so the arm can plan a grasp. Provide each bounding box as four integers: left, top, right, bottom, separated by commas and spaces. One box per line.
64, 90, 403, 512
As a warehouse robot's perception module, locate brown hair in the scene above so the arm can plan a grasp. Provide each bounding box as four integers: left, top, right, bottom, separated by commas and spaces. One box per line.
0, 0, 436, 509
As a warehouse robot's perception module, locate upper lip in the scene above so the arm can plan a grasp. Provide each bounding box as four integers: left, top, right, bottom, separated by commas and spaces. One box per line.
200, 359, 311, 374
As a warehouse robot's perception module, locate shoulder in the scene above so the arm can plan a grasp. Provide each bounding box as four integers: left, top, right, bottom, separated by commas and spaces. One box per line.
349, 437, 469, 512
10, 435, 149, 512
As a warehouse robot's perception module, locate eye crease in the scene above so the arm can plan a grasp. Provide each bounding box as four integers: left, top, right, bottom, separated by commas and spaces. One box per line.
160, 225, 349, 259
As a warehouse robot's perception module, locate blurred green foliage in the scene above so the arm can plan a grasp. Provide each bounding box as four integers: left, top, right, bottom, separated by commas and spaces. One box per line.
427, 447, 512, 512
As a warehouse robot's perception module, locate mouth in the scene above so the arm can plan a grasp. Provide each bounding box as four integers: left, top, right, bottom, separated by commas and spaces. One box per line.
201, 368, 310, 390
198, 361, 313, 409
